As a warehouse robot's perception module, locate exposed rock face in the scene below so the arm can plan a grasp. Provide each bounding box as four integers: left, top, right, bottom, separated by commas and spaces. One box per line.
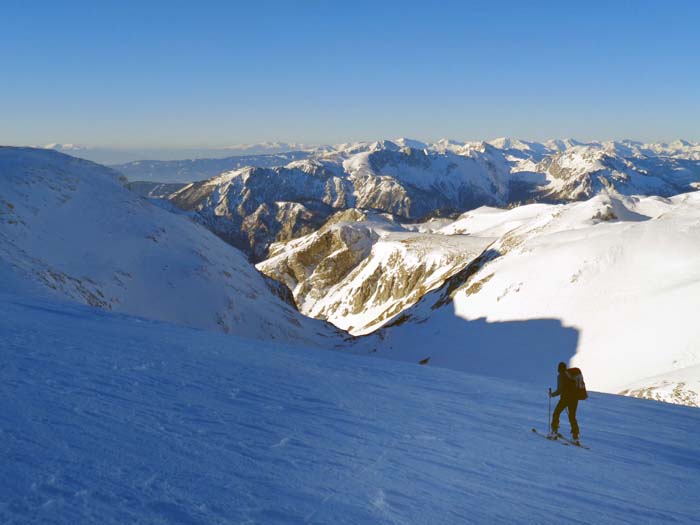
169, 162, 348, 259
259, 210, 378, 318
257, 210, 493, 335
620, 383, 699, 407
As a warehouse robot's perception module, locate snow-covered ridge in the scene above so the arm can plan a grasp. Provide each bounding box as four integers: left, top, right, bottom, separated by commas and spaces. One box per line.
0, 146, 340, 346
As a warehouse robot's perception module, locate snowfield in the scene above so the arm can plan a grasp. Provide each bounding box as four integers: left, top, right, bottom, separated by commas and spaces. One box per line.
2, 292, 700, 524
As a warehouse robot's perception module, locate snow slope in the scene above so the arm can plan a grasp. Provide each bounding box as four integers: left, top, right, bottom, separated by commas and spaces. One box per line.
359, 192, 700, 406
0, 147, 339, 346
2, 292, 700, 524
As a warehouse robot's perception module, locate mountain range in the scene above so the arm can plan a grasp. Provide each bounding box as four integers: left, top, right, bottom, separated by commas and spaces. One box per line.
1, 142, 699, 408
155, 138, 700, 260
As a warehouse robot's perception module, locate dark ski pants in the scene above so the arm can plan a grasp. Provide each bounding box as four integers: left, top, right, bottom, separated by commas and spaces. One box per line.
552, 398, 579, 438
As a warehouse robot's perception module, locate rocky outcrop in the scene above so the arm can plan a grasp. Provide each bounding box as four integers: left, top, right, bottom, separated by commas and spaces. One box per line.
257, 210, 493, 334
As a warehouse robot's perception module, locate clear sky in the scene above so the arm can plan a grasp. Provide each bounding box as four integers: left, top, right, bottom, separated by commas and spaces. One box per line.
2, 0, 699, 148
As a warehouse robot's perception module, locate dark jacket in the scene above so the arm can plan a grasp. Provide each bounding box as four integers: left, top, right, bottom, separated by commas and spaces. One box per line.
552, 371, 576, 400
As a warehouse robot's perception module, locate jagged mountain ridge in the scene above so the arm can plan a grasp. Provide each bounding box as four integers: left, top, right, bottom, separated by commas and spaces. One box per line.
161, 138, 700, 260
168, 143, 510, 259
112, 137, 700, 184
533, 145, 700, 201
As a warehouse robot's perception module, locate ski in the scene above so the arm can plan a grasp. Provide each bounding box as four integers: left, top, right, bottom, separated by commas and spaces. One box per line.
554, 433, 591, 450
531, 428, 591, 450
531, 428, 569, 446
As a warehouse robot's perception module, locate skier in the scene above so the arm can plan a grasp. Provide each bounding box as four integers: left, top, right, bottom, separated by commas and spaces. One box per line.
549, 362, 580, 442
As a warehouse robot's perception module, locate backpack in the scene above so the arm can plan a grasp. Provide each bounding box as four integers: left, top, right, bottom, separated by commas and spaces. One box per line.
567, 367, 588, 400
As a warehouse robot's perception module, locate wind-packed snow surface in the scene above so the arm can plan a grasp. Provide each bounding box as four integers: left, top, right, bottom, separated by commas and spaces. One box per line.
2, 292, 700, 524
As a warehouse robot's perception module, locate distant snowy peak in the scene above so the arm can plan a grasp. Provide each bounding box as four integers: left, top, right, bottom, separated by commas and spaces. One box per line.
222, 141, 317, 154
429, 138, 479, 155
161, 137, 700, 259
543, 138, 587, 152
488, 137, 547, 153
393, 137, 429, 150
534, 145, 698, 200
42, 142, 87, 152
113, 151, 313, 183
80, 137, 700, 182
644, 140, 700, 160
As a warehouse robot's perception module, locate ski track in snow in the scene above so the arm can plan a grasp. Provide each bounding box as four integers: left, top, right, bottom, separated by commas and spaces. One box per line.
2, 293, 700, 524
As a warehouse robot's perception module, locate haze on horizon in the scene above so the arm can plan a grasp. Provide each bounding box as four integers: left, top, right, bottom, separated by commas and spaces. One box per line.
2, 0, 699, 161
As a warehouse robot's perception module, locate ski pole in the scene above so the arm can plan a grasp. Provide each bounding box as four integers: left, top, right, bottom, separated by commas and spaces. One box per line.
548, 388, 552, 432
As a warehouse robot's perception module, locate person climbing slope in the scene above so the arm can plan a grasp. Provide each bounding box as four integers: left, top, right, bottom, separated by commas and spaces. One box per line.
549, 362, 586, 443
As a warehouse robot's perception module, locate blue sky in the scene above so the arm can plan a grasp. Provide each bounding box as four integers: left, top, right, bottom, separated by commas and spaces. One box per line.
2, 0, 699, 148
